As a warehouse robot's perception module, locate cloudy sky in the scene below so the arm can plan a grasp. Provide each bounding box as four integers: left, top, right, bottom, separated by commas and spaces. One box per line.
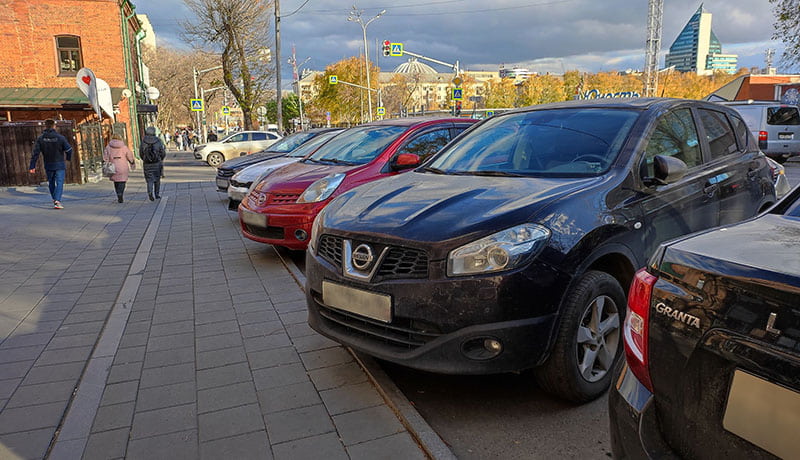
136, 0, 786, 85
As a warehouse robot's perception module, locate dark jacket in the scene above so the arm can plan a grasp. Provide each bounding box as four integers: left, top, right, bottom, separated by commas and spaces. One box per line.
30, 128, 73, 171
140, 135, 166, 164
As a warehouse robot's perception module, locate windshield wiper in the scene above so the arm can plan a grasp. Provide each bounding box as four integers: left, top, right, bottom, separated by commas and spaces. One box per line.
303, 158, 322, 164
458, 170, 527, 177
319, 158, 357, 165
420, 166, 447, 174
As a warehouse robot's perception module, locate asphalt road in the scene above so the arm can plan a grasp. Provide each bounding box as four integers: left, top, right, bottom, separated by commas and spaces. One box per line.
285, 160, 800, 459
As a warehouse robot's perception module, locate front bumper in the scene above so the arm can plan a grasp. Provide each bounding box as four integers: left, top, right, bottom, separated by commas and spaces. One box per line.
194, 151, 203, 160
305, 246, 570, 374
228, 184, 250, 202
216, 177, 230, 191
238, 207, 315, 250
609, 361, 678, 459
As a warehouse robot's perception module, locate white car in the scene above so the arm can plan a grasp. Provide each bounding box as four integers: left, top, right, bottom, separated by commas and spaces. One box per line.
227, 129, 342, 208
194, 131, 282, 167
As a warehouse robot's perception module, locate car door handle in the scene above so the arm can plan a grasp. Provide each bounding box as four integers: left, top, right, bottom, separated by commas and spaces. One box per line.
703, 183, 718, 196
747, 169, 759, 179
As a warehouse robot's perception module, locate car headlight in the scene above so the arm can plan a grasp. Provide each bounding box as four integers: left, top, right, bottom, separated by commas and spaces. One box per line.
309, 209, 326, 252
447, 224, 550, 276
297, 173, 346, 203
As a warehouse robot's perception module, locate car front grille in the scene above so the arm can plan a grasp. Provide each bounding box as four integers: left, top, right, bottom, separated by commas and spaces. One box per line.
316, 235, 428, 281
243, 224, 284, 240
313, 292, 442, 351
217, 169, 235, 178
268, 193, 300, 205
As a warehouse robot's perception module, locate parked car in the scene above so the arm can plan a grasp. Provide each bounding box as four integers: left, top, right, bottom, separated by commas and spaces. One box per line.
766, 156, 792, 198
195, 130, 282, 167
239, 117, 477, 249
610, 183, 800, 458
216, 129, 339, 192
718, 100, 800, 163
304, 98, 777, 403
227, 129, 344, 209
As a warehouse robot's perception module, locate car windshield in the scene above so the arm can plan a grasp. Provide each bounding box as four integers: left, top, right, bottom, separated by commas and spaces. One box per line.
306, 125, 406, 165
426, 108, 639, 177
265, 131, 316, 153
287, 131, 341, 158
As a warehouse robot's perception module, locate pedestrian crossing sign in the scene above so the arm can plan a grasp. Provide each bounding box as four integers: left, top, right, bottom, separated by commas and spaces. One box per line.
376, 106, 386, 116
390, 43, 403, 57
452, 88, 463, 100
221, 106, 230, 115
190, 99, 204, 111
486, 110, 494, 117
329, 75, 338, 85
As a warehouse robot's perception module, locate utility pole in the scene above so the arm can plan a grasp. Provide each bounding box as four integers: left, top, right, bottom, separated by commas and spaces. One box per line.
275, 0, 282, 133
644, 0, 664, 97
348, 6, 385, 123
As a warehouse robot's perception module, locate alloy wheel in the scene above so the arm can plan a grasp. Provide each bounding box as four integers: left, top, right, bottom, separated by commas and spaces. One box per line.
575, 295, 620, 383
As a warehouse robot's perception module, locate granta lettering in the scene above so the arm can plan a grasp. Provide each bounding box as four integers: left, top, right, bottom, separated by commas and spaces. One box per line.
655, 302, 701, 329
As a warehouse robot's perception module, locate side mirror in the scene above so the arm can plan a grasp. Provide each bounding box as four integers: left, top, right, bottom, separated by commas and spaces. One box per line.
239, 151, 247, 156
652, 155, 688, 185
393, 153, 421, 170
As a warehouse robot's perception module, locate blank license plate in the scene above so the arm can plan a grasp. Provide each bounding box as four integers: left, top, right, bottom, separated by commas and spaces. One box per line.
723, 370, 800, 459
322, 281, 391, 323
779, 133, 793, 140
241, 209, 266, 227
216, 178, 229, 188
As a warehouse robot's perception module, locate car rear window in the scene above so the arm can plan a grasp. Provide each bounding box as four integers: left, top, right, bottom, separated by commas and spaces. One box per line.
307, 125, 406, 165
427, 108, 639, 177
698, 109, 739, 159
767, 106, 800, 125
728, 106, 762, 131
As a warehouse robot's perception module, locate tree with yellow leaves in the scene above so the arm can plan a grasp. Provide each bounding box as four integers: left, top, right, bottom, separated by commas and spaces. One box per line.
305, 56, 379, 125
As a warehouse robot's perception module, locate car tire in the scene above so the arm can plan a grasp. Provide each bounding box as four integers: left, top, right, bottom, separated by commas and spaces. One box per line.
535, 270, 626, 403
207, 152, 224, 167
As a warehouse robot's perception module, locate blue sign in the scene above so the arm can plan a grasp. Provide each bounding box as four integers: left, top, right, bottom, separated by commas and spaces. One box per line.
452, 88, 463, 100
325, 111, 331, 121
376, 106, 386, 116
329, 75, 338, 85
221, 106, 230, 115
486, 110, 494, 117
390, 43, 403, 57
190, 99, 204, 111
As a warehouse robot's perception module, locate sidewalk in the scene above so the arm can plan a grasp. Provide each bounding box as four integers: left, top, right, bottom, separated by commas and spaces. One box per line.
0, 153, 430, 459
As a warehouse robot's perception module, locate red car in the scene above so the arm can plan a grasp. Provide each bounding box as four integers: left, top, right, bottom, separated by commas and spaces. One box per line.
239, 117, 477, 249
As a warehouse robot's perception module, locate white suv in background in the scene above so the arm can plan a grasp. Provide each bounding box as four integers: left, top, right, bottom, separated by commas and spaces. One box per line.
194, 131, 282, 167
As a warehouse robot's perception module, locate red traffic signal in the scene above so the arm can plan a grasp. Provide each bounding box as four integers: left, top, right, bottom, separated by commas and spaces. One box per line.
383, 40, 391, 56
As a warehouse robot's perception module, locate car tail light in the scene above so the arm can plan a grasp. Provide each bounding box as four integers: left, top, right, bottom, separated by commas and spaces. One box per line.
623, 268, 657, 392
759, 131, 768, 142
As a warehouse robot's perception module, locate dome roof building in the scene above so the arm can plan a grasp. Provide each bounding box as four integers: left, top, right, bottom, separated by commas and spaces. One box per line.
393, 59, 437, 75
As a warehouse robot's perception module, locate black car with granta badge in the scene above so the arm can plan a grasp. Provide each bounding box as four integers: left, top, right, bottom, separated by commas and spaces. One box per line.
305, 98, 777, 403
610, 184, 800, 459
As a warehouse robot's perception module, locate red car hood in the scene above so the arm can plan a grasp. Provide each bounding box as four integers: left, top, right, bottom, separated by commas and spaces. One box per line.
256, 161, 359, 194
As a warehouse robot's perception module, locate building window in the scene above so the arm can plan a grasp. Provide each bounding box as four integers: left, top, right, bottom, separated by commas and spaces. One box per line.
56, 36, 82, 76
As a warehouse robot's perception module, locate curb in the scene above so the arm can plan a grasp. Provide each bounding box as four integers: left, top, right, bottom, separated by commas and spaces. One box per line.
272, 247, 456, 460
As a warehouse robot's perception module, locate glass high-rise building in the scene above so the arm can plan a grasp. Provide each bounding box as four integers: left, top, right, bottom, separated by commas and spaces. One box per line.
665, 4, 738, 75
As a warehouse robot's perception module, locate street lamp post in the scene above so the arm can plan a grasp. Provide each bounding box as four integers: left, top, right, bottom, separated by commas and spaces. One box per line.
275, 0, 282, 134
348, 6, 385, 122
200, 86, 226, 141
289, 54, 311, 130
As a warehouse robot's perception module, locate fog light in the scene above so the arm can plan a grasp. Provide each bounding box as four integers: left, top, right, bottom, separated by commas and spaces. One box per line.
484, 339, 502, 353
294, 229, 308, 241
461, 337, 503, 360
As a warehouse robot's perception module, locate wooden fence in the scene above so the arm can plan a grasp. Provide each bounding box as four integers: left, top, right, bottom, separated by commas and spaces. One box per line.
0, 121, 81, 187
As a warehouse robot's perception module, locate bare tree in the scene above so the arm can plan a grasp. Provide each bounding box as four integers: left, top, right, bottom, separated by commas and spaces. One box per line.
771, 0, 800, 68
183, 0, 274, 130
144, 47, 223, 130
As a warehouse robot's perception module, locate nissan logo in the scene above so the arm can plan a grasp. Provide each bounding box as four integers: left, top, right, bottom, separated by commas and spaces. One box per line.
257, 193, 267, 206
351, 244, 374, 270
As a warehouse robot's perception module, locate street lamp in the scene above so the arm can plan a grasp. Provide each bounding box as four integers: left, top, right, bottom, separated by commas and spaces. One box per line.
200, 86, 226, 141
193, 65, 223, 132
348, 6, 385, 122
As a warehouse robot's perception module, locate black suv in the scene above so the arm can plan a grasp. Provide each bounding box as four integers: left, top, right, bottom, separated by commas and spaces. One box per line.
305, 98, 777, 403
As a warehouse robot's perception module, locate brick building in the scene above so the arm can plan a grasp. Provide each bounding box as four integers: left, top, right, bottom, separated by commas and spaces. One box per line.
0, 0, 147, 153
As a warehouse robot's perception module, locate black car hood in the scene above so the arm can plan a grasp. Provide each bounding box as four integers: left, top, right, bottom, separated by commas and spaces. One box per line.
218, 151, 286, 170
323, 171, 600, 245
664, 214, 800, 286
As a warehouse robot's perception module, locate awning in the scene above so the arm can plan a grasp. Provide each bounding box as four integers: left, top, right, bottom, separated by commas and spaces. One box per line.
0, 87, 125, 108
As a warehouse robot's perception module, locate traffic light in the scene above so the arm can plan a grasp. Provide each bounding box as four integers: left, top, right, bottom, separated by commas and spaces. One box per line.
382, 40, 391, 57
455, 101, 462, 116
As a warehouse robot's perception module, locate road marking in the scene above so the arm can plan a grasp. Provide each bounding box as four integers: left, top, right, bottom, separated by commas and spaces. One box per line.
47, 197, 169, 459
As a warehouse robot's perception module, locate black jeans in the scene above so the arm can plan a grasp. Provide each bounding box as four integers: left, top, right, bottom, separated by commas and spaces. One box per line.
143, 162, 163, 198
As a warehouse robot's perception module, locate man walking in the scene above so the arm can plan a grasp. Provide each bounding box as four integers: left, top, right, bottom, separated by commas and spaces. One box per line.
28, 119, 73, 209
140, 126, 166, 201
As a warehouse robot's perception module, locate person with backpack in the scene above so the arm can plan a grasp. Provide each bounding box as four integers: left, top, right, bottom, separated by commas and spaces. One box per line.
140, 126, 166, 201
28, 119, 73, 209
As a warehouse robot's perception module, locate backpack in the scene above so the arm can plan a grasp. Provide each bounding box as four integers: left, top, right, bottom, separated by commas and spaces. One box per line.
142, 141, 159, 163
